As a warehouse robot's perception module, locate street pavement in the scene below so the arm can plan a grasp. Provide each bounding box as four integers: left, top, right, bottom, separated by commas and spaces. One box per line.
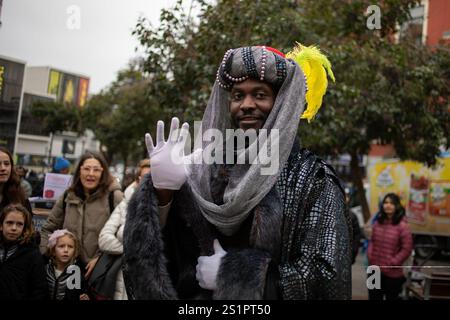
352, 250, 450, 300
352, 251, 369, 300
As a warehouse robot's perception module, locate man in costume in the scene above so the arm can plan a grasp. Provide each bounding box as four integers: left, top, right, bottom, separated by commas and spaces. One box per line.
123, 44, 352, 299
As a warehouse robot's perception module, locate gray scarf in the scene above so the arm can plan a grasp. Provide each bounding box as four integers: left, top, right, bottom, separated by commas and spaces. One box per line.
187, 46, 306, 236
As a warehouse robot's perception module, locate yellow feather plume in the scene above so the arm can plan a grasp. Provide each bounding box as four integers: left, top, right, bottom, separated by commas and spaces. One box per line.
286, 43, 335, 122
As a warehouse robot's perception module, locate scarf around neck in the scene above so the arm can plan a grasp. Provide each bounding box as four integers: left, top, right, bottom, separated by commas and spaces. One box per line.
186, 46, 306, 236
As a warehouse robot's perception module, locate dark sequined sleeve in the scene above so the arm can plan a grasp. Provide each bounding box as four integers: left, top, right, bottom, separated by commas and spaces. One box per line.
278, 154, 352, 300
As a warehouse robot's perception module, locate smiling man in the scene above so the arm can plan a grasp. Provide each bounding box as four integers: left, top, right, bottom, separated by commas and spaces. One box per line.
124, 45, 352, 300
229, 79, 275, 131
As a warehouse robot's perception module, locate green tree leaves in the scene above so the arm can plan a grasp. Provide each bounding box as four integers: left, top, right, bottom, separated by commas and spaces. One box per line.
31, 100, 81, 134
132, 0, 448, 220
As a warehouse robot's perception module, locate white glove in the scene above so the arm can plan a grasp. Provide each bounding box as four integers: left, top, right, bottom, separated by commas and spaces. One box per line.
145, 117, 191, 190
196, 239, 227, 291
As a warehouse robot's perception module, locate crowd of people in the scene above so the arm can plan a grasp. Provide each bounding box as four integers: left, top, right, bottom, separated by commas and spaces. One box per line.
0, 44, 414, 301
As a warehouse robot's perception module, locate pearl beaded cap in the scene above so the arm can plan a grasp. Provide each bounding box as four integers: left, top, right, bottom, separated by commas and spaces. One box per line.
260, 46, 267, 81
215, 46, 289, 90
216, 49, 234, 89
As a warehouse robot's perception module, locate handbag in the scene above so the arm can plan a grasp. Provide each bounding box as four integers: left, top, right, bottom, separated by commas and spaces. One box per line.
87, 252, 123, 300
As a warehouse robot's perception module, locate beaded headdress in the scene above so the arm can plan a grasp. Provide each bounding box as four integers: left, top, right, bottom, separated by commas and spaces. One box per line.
216, 44, 335, 122
216, 46, 288, 90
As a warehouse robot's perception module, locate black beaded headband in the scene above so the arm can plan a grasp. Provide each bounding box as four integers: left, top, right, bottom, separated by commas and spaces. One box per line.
216, 46, 288, 90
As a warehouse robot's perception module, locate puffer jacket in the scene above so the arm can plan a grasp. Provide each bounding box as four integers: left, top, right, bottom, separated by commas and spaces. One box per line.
368, 216, 413, 278
40, 180, 123, 263
98, 182, 137, 300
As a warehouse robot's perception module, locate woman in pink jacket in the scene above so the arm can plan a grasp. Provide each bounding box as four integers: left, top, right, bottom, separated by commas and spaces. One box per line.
368, 193, 413, 300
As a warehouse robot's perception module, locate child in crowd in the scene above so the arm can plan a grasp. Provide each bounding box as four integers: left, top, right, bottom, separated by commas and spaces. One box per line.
45, 229, 89, 300
0, 204, 47, 299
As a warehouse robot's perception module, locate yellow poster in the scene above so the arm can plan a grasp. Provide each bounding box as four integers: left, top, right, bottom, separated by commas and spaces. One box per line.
369, 158, 450, 236
77, 78, 89, 108
63, 79, 74, 104
429, 181, 450, 218
48, 70, 61, 96
0, 65, 5, 97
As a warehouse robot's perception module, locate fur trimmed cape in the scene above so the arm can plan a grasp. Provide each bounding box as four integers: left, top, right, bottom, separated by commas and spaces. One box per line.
123, 146, 352, 300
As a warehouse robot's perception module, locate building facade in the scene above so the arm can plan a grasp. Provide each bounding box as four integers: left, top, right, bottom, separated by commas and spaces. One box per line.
0, 55, 26, 153
15, 66, 99, 172
400, 0, 450, 46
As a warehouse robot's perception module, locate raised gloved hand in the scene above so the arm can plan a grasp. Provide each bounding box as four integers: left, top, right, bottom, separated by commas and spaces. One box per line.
145, 117, 191, 190
196, 239, 227, 291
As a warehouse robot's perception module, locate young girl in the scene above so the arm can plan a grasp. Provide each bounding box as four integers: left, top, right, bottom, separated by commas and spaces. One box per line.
0, 204, 47, 299
45, 229, 90, 300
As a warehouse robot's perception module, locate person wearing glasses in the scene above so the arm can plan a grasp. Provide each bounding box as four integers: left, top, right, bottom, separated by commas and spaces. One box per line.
39, 152, 123, 278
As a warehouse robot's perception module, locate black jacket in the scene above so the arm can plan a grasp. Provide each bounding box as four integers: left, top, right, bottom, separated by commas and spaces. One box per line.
0, 241, 48, 300
123, 147, 352, 300
44, 257, 89, 300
